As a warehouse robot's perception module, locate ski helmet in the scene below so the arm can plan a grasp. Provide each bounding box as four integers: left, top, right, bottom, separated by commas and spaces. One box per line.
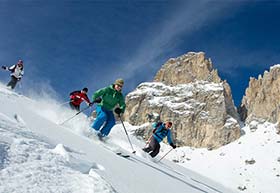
18, 60, 23, 64
82, 87, 88, 92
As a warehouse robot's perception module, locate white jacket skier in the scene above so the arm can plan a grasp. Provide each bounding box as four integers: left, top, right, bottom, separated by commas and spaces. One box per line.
2, 60, 24, 89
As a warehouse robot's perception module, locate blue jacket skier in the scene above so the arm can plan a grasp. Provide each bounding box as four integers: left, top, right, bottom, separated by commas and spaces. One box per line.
142, 121, 176, 157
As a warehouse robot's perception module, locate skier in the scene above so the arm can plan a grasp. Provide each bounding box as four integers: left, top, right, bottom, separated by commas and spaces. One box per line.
69, 87, 92, 111
1, 59, 24, 89
91, 78, 126, 139
142, 121, 176, 158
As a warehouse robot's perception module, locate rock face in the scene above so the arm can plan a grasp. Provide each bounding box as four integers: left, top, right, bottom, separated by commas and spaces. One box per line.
124, 52, 241, 149
154, 52, 221, 84
240, 65, 280, 124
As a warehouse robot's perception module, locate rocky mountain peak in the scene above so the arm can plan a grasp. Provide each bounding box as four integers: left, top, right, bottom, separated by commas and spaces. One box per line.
239, 64, 280, 124
154, 52, 221, 85
124, 52, 241, 149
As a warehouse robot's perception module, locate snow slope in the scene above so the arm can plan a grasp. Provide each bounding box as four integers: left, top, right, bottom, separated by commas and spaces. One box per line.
168, 121, 280, 193
0, 83, 235, 193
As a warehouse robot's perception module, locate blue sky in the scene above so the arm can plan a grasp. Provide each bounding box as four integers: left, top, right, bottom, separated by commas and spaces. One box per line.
0, 0, 280, 109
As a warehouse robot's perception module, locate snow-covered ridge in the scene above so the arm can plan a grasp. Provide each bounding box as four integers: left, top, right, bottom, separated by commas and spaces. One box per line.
270, 64, 280, 71
129, 81, 224, 96
127, 81, 223, 114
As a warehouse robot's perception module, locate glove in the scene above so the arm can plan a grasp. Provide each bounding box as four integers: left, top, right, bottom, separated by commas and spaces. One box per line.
170, 143, 176, 149
2, 66, 7, 70
17, 77, 21, 81
114, 107, 122, 115
93, 97, 102, 103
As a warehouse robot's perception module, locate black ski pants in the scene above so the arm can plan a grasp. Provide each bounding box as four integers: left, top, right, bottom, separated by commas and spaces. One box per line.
142, 136, 160, 158
69, 102, 80, 111
7, 76, 19, 89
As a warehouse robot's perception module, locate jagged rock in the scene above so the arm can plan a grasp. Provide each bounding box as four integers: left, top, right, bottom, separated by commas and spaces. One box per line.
154, 52, 221, 84
124, 52, 240, 148
219, 152, 226, 156
237, 104, 247, 122
245, 159, 256, 165
276, 123, 280, 135
237, 186, 247, 191
240, 65, 280, 123
248, 120, 259, 132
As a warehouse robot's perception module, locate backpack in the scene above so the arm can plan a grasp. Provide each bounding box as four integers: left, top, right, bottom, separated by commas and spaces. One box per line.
152, 121, 163, 133
153, 122, 170, 141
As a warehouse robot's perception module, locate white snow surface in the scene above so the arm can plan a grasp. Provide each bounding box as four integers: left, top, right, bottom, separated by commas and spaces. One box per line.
0, 82, 279, 193
167, 122, 280, 193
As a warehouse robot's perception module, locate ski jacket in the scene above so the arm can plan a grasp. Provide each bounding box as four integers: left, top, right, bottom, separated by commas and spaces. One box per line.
152, 122, 174, 144
92, 84, 126, 112
70, 90, 90, 106
8, 64, 24, 79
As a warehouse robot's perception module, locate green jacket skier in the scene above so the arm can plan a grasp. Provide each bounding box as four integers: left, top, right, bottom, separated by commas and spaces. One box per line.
91, 78, 126, 138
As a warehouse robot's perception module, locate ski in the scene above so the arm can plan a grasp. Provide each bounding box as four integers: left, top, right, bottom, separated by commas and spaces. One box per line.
116, 152, 130, 158
88, 132, 132, 158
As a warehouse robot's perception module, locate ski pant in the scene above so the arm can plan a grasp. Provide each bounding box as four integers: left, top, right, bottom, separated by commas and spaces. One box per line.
7, 76, 19, 89
91, 106, 115, 136
69, 102, 80, 111
142, 136, 160, 158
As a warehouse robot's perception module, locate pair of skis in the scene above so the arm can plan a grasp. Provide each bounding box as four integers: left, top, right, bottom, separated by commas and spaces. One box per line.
97, 114, 136, 158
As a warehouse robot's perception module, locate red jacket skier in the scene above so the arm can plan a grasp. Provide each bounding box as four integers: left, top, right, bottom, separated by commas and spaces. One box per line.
69, 87, 92, 111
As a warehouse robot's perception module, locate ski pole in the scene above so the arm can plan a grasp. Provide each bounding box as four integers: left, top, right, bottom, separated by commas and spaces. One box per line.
60, 98, 100, 125
58, 100, 72, 107
59, 105, 91, 125
17, 81, 22, 94
157, 148, 173, 163
18, 80, 22, 89
145, 134, 153, 147
118, 115, 136, 154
